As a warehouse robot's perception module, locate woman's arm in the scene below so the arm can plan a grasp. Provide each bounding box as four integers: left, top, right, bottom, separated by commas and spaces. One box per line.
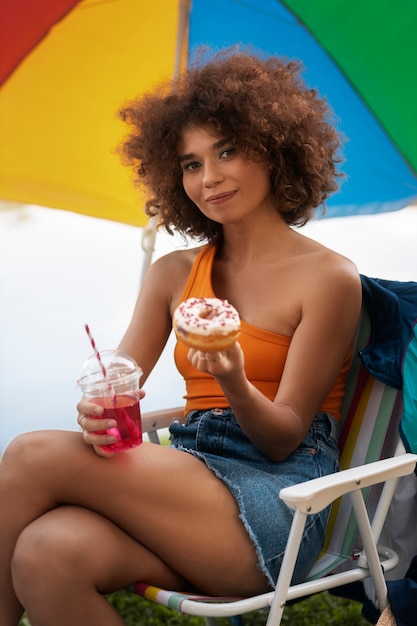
76, 249, 194, 454
118, 247, 200, 379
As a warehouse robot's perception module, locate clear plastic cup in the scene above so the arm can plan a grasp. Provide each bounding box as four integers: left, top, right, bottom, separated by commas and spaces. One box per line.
77, 350, 142, 453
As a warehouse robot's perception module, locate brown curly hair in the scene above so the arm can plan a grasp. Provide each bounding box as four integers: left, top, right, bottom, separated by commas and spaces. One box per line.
118, 49, 343, 243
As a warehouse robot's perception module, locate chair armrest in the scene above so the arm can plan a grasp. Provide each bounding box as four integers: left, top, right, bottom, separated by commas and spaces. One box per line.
280, 454, 417, 514
141, 406, 185, 433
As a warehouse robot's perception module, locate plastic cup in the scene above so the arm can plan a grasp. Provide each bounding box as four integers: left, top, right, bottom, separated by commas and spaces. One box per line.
77, 350, 143, 453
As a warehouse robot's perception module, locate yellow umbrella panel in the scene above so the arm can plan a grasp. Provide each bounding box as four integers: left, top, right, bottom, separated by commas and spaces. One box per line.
0, 0, 182, 227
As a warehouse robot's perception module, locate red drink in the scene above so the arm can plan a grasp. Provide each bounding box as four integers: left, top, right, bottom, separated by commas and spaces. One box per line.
78, 349, 143, 452
93, 394, 142, 453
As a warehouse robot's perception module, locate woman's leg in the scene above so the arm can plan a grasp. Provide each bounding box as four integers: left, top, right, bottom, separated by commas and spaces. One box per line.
12, 505, 191, 626
0, 429, 269, 625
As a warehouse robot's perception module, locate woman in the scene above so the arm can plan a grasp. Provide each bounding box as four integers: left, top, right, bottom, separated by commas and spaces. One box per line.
0, 50, 361, 625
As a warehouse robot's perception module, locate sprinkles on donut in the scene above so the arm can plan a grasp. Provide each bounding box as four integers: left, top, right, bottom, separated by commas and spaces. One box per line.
173, 297, 241, 352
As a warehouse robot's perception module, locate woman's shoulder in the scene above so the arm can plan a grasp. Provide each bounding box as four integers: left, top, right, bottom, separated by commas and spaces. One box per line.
298, 232, 357, 274
294, 232, 361, 300
143, 245, 208, 302
317, 242, 359, 284
150, 244, 206, 276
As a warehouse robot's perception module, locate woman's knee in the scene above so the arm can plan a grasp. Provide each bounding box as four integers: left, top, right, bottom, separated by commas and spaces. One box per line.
12, 510, 90, 597
12, 526, 54, 603
1, 433, 43, 492
2, 431, 37, 462
1, 430, 79, 480
3, 431, 54, 467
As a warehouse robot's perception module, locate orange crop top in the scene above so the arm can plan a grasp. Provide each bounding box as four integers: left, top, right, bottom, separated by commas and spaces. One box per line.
174, 245, 351, 419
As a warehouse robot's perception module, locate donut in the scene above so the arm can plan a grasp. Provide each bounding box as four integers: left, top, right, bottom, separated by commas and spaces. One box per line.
173, 297, 241, 352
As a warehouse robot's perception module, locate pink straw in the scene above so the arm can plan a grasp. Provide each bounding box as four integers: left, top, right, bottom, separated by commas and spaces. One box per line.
84, 324, 116, 400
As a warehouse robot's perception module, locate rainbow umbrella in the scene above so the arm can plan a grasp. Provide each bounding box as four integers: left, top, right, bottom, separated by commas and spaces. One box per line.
1, 0, 416, 228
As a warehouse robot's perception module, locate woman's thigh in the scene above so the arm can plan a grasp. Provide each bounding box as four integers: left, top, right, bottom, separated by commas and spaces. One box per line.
4, 430, 268, 595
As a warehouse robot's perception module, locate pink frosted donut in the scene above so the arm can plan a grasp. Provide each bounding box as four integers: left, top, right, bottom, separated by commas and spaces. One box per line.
173, 297, 241, 352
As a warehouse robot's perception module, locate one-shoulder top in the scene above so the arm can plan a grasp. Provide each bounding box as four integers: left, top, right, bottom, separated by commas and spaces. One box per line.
174, 245, 350, 419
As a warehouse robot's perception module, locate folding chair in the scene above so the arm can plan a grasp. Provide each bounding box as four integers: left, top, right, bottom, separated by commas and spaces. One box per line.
128, 304, 417, 625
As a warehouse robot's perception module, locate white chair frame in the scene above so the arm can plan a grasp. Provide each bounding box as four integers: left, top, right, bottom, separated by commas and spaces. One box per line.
139, 406, 416, 625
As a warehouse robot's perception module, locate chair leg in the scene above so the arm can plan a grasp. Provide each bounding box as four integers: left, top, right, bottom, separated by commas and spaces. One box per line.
266, 509, 308, 626
351, 490, 388, 611
204, 618, 218, 626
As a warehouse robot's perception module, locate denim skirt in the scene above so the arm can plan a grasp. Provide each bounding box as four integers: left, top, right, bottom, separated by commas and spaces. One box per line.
169, 408, 340, 588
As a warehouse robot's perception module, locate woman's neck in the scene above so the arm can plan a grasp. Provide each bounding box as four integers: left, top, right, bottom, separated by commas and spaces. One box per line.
219, 213, 295, 266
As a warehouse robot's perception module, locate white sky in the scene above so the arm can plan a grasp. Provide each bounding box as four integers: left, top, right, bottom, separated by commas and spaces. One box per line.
0, 203, 416, 452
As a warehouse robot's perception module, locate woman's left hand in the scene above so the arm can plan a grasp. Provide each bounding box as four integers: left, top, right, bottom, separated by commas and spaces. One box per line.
188, 341, 244, 378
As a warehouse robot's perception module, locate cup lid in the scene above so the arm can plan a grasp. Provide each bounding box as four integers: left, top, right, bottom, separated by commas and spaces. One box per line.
77, 350, 142, 390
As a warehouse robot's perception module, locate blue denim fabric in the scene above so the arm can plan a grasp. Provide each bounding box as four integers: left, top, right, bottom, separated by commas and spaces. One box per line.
169, 409, 340, 588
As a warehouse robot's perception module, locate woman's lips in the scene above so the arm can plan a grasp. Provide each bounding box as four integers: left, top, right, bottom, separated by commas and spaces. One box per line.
205, 190, 236, 205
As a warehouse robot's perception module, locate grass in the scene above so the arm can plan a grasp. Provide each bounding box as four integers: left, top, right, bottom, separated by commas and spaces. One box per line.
19, 589, 372, 625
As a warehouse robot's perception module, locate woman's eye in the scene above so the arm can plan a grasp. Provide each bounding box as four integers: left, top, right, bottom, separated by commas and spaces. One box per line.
220, 147, 236, 159
183, 161, 200, 171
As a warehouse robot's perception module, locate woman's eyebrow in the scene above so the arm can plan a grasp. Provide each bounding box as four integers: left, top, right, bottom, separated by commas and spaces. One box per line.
179, 139, 230, 163
179, 152, 195, 164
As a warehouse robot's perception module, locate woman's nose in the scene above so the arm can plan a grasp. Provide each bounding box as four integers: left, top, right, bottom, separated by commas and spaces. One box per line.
203, 162, 224, 187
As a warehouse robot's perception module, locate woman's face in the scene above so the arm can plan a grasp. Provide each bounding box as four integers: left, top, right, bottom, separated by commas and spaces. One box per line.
177, 126, 275, 225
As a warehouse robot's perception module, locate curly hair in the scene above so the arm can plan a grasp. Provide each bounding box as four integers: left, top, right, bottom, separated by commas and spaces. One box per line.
118, 48, 344, 243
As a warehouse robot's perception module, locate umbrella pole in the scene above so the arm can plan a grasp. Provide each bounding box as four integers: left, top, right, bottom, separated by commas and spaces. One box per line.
139, 0, 191, 285
140, 216, 158, 285
175, 0, 191, 80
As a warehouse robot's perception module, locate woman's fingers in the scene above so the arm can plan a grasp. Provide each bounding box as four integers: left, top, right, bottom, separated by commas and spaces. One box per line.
188, 342, 243, 375
76, 398, 103, 418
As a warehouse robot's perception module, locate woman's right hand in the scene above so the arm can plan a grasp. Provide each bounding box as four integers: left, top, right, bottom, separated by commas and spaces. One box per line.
76, 397, 117, 457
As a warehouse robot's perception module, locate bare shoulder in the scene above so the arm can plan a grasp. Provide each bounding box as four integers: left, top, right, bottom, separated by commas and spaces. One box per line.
146, 245, 202, 281
141, 244, 204, 306
300, 236, 362, 315
295, 232, 359, 284
318, 243, 360, 293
